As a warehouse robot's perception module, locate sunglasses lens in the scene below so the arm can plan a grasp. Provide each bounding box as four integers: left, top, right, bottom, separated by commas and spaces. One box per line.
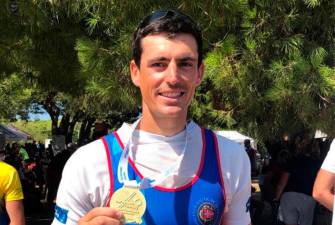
148, 11, 169, 23
140, 10, 176, 28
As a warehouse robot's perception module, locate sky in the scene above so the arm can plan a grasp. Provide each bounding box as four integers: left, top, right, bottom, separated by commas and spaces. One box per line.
28, 109, 51, 121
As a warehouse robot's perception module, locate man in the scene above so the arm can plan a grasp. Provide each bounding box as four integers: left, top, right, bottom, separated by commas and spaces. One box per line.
313, 140, 335, 224
52, 10, 251, 225
0, 150, 25, 225
274, 135, 321, 225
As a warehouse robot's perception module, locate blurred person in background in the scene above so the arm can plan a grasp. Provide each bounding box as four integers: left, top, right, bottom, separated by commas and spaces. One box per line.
0, 150, 25, 225
274, 133, 321, 225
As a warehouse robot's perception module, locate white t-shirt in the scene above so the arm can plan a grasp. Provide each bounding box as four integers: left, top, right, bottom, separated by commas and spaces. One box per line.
52, 122, 251, 225
321, 140, 335, 225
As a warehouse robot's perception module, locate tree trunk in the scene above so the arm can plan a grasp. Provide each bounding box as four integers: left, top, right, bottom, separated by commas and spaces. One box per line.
51, 117, 59, 135
85, 117, 95, 140
60, 113, 70, 136
67, 121, 76, 144
78, 117, 95, 145
67, 110, 83, 144
78, 119, 86, 144
41, 92, 60, 136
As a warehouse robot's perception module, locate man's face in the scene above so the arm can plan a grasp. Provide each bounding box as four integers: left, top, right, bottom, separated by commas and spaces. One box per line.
130, 33, 204, 119
245, 143, 251, 148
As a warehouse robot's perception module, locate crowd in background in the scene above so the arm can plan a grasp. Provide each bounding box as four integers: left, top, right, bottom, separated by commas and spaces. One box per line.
248, 133, 333, 225
2, 141, 77, 215
1, 123, 109, 221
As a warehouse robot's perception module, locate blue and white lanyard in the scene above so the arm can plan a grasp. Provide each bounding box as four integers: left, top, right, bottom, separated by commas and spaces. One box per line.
117, 118, 191, 189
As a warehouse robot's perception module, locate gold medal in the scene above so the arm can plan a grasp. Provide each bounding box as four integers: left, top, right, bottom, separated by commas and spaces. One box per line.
110, 186, 146, 224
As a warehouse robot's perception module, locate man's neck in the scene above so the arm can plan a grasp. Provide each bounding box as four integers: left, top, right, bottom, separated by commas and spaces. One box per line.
138, 113, 187, 137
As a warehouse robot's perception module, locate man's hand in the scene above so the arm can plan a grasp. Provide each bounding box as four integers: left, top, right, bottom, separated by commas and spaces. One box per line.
78, 207, 125, 225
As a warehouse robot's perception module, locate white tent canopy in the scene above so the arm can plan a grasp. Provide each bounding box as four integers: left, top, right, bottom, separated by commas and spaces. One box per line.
315, 130, 327, 139
0, 124, 30, 141
215, 130, 257, 149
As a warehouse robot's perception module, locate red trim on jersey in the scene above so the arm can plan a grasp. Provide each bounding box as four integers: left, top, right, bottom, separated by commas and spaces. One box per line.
113, 128, 206, 192
213, 132, 227, 212
113, 131, 125, 149
101, 137, 114, 206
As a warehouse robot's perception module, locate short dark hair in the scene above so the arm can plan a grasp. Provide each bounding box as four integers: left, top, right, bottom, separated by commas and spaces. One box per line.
132, 10, 203, 68
244, 139, 251, 145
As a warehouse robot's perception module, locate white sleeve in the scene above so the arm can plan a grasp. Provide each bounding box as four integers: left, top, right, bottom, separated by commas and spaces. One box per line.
51, 140, 110, 225
216, 135, 251, 225
321, 139, 335, 173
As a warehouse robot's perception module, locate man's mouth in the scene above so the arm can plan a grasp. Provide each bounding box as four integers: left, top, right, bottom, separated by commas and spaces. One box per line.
159, 91, 185, 98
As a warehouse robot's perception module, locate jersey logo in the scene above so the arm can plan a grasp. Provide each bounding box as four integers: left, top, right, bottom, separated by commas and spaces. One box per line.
54, 204, 68, 224
197, 202, 216, 225
246, 197, 251, 213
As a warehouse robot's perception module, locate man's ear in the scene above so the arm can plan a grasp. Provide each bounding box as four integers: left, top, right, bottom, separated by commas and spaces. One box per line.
195, 62, 205, 86
130, 60, 140, 87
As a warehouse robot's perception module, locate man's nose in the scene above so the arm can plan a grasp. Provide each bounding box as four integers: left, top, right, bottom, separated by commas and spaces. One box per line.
166, 62, 180, 84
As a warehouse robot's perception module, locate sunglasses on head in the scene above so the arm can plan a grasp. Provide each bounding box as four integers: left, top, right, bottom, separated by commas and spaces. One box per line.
138, 10, 189, 29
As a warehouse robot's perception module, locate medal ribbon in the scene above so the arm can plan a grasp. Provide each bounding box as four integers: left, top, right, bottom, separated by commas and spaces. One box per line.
117, 118, 191, 189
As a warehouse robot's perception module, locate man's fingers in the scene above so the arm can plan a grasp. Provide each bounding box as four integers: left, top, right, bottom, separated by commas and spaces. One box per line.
89, 215, 124, 225
80, 207, 124, 222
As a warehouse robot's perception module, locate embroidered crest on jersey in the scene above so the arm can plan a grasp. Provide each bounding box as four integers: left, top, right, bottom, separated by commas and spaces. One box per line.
198, 202, 216, 224
193, 198, 218, 225
54, 204, 68, 224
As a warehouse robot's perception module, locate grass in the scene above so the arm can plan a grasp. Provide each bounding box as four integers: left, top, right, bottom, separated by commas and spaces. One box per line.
6, 120, 52, 142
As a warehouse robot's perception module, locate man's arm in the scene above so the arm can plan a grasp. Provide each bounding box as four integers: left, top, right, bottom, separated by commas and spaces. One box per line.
313, 169, 335, 211
6, 200, 25, 225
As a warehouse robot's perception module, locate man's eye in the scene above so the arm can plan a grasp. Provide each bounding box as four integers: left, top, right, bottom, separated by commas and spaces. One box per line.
179, 62, 193, 67
152, 62, 165, 67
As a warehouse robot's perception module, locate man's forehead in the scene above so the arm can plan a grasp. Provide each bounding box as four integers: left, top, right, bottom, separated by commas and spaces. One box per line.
140, 33, 198, 54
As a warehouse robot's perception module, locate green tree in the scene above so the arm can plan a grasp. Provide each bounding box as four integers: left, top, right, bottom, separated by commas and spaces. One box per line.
1, 0, 335, 145
198, 0, 335, 142
0, 74, 33, 120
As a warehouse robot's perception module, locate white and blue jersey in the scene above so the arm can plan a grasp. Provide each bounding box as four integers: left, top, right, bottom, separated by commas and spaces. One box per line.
102, 128, 225, 225
52, 122, 251, 225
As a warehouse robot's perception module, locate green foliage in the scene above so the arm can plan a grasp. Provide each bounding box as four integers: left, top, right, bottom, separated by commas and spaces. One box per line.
193, 0, 335, 142
310, 47, 327, 68
0, 74, 33, 120
303, 0, 321, 8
